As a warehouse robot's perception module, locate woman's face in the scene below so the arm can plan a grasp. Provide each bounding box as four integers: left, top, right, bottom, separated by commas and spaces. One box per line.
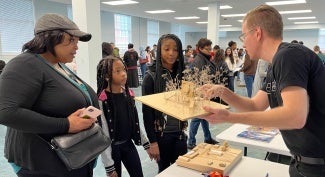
226, 48, 232, 56
161, 38, 178, 70
54, 33, 79, 63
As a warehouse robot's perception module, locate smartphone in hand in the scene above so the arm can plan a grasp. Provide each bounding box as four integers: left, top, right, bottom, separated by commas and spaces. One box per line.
79, 106, 102, 119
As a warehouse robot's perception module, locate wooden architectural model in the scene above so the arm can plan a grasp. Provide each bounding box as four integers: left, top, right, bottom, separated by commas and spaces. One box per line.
135, 67, 229, 120
175, 142, 243, 175
134, 90, 228, 121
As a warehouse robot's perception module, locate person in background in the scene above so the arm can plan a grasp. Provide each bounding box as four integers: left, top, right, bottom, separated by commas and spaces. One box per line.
199, 5, 325, 177
139, 46, 148, 79
97, 56, 151, 177
187, 38, 219, 150
0, 60, 6, 75
102, 42, 114, 58
211, 49, 229, 105
150, 44, 157, 62
210, 45, 220, 60
251, 59, 269, 97
142, 34, 188, 173
184, 48, 194, 68
239, 52, 258, 97
224, 47, 236, 92
123, 43, 139, 88
313, 45, 325, 64
110, 42, 120, 58
0, 13, 98, 177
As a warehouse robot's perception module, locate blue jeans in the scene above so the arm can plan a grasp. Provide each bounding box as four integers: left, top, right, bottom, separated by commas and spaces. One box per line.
244, 74, 255, 97
140, 64, 147, 78
188, 118, 212, 145
228, 76, 235, 92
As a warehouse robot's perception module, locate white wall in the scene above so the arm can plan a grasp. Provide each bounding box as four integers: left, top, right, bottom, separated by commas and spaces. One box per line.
101, 11, 115, 43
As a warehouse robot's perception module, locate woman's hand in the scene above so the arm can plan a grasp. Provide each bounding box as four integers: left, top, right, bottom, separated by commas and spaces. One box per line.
67, 108, 97, 133
106, 171, 118, 177
148, 142, 160, 162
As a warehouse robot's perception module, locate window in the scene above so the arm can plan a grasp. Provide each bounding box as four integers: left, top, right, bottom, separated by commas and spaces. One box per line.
0, 0, 34, 53
114, 14, 131, 53
147, 20, 159, 47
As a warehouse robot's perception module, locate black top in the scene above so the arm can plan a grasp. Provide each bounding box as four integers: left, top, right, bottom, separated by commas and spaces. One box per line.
0, 52, 99, 176
262, 42, 325, 157
108, 92, 132, 142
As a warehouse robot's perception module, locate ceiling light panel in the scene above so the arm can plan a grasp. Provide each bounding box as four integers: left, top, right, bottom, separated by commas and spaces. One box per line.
198, 5, 232, 11
145, 10, 175, 14
294, 21, 318, 24
221, 14, 246, 17
175, 16, 200, 20
288, 17, 316, 20
266, 0, 306, 6
279, 10, 311, 14
102, 0, 139, 6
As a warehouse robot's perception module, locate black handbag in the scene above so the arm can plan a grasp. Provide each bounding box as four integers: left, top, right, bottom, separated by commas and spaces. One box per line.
42, 123, 111, 170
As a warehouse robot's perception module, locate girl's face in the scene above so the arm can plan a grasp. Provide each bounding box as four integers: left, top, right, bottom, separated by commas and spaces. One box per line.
54, 33, 79, 63
111, 60, 127, 87
161, 38, 178, 70
226, 48, 232, 56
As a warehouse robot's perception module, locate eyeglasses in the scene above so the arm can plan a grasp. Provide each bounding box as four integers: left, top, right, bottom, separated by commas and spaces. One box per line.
203, 47, 212, 51
238, 28, 255, 42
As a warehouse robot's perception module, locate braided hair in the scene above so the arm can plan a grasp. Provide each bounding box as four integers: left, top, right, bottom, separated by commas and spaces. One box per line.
96, 56, 130, 95
154, 34, 185, 93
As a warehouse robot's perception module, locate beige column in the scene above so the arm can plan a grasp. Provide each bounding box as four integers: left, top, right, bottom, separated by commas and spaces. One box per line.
72, 0, 102, 89
207, 2, 220, 45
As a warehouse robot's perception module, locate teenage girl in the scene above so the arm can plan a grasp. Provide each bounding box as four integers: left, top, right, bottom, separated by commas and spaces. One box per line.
141, 34, 188, 173
97, 56, 150, 177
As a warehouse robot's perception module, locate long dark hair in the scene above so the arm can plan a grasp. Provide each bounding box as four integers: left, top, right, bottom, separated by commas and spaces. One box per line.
213, 49, 225, 63
154, 34, 185, 93
225, 47, 235, 64
22, 30, 65, 56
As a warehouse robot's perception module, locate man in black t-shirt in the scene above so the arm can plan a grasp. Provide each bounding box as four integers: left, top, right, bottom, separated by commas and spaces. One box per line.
199, 5, 325, 177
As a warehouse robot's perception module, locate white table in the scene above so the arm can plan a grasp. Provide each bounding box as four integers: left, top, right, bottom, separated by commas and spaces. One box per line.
216, 124, 291, 156
156, 156, 289, 177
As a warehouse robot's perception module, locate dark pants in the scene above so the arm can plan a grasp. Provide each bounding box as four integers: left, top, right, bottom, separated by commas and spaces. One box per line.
228, 76, 235, 92
112, 140, 144, 177
17, 164, 93, 177
289, 159, 325, 177
157, 132, 187, 173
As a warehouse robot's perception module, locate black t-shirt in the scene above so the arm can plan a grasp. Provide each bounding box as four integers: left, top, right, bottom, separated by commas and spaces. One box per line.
109, 92, 132, 142
262, 42, 325, 157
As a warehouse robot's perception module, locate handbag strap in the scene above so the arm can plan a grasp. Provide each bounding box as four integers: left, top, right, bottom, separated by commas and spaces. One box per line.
36, 134, 57, 149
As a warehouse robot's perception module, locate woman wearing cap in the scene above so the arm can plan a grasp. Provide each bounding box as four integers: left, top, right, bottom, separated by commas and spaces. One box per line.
0, 13, 98, 177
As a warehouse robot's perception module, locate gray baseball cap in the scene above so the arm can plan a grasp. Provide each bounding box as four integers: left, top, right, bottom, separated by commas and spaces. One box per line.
34, 13, 91, 42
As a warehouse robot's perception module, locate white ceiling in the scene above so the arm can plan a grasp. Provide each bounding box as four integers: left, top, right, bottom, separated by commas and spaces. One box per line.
55, 0, 325, 31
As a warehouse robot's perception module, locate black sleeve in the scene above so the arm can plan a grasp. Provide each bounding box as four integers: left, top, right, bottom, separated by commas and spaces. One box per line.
123, 51, 129, 66
141, 73, 157, 143
0, 57, 69, 134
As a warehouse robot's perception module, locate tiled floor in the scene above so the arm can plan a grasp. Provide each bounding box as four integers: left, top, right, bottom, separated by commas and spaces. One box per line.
1, 80, 273, 177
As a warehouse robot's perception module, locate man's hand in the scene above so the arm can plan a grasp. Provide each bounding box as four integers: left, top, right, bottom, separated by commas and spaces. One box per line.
198, 84, 225, 100
201, 106, 230, 124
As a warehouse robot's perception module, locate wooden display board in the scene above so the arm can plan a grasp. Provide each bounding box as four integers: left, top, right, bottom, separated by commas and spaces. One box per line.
135, 91, 228, 121
175, 143, 243, 175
